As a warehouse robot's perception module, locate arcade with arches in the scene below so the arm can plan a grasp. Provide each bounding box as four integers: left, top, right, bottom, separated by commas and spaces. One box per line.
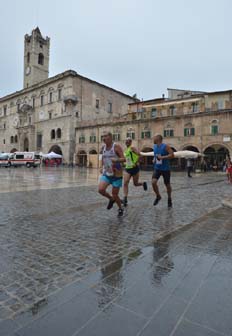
203, 144, 230, 170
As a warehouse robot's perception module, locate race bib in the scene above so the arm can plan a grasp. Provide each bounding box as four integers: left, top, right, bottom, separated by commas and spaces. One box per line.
126, 157, 133, 166
156, 157, 162, 165
104, 158, 114, 176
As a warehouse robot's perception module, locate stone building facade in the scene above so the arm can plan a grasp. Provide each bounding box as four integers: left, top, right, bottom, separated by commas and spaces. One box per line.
75, 88, 232, 169
0, 28, 136, 163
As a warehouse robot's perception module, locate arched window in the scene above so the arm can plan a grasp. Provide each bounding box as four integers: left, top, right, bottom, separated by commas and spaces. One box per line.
27, 52, 30, 63
10, 136, 14, 144
15, 135, 18, 143
56, 128, 62, 139
51, 129, 55, 139
169, 105, 177, 116
184, 123, 195, 136
90, 134, 96, 143
38, 53, 44, 65
48, 88, 54, 103
211, 120, 219, 135
141, 129, 151, 139
164, 128, 174, 137
126, 128, 135, 140
112, 133, 120, 141
89, 149, 97, 154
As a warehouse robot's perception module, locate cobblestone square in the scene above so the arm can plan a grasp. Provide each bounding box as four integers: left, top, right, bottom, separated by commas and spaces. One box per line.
0, 167, 231, 335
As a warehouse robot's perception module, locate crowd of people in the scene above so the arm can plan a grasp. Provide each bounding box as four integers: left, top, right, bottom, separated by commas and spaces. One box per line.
42, 158, 62, 167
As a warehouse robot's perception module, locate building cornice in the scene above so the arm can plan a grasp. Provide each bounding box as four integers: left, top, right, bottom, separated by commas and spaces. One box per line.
0, 71, 77, 103
129, 94, 205, 107
0, 70, 137, 103
33, 114, 72, 124
75, 109, 232, 131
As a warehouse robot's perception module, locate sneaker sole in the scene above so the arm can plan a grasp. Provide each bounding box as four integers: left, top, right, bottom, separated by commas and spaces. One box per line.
153, 198, 161, 206
107, 201, 115, 210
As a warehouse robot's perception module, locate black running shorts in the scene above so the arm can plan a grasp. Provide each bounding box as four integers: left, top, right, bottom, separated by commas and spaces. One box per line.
125, 165, 140, 176
152, 169, 171, 185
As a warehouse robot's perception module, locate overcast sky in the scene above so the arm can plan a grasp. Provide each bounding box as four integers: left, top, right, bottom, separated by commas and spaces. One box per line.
0, 0, 232, 100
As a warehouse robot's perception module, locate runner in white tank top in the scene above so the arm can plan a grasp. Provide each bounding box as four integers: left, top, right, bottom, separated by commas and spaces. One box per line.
98, 132, 125, 217
102, 143, 123, 177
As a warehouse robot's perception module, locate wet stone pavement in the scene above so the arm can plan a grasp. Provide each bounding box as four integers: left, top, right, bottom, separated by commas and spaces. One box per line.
0, 168, 231, 335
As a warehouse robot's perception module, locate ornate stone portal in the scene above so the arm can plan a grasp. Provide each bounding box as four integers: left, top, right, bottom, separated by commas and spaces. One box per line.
15, 104, 35, 151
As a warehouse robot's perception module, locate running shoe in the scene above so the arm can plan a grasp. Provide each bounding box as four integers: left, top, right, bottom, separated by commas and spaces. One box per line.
118, 208, 124, 217
168, 198, 173, 208
153, 196, 161, 206
143, 182, 148, 191
123, 197, 128, 207
107, 199, 115, 210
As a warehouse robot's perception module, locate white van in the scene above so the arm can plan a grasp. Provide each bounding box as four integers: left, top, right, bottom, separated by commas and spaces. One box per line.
0, 153, 11, 167
10, 152, 41, 168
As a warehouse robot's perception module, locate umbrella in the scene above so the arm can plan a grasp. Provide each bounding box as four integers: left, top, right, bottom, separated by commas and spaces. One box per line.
140, 150, 204, 159
43, 152, 63, 159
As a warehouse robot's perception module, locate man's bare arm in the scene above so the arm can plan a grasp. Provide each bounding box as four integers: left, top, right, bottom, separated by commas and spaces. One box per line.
113, 144, 125, 162
131, 146, 140, 156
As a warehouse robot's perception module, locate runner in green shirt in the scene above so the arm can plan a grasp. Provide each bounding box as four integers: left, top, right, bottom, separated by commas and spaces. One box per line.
123, 138, 147, 206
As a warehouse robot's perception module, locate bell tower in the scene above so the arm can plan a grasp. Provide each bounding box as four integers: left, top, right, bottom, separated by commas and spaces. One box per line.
23, 27, 50, 88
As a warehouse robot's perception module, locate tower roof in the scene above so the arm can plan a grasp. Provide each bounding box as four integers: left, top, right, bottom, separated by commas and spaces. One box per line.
28, 27, 49, 43
33, 27, 42, 35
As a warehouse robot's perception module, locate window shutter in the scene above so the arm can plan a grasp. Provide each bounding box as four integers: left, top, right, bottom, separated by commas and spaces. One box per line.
211, 125, 218, 135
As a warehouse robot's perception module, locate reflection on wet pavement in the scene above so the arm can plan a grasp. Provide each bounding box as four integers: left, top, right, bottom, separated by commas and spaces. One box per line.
0, 168, 231, 335
10, 207, 232, 336
0, 167, 100, 193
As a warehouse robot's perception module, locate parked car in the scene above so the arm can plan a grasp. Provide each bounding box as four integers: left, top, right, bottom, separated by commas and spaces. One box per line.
10, 152, 41, 168
0, 153, 11, 167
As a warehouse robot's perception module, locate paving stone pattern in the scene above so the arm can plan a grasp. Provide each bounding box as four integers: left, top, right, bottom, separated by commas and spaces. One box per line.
7, 206, 232, 336
0, 168, 231, 335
